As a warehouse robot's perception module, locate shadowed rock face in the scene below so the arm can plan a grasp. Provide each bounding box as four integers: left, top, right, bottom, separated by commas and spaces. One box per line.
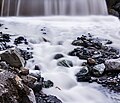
106, 0, 120, 18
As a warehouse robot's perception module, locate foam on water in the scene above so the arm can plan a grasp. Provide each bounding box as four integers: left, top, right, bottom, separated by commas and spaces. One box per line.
0, 16, 120, 103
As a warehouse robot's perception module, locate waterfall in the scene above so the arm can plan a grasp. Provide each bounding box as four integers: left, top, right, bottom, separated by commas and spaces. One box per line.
0, 0, 108, 16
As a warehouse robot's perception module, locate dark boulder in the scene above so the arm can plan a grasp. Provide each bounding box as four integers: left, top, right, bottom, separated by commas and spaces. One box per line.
43, 80, 54, 88
35, 92, 62, 103
54, 54, 64, 59
14, 36, 28, 45
75, 67, 91, 82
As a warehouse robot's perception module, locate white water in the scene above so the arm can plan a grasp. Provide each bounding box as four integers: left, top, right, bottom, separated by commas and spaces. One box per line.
1, 0, 108, 16
0, 16, 120, 103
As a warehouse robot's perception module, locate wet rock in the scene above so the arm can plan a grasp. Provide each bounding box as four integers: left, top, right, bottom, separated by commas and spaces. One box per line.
105, 40, 113, 44
69, 34, 120, 91
108, 47, 119, 55
54, 54, 64, 59
72, 39, 84, 46
0, 48, 25, 68
34, 65, 41, 70
57, 59, 73, 67
0, 24, 3, 27
14, 36, 28, 45
19, 67, 29, 75
43, 80, 54, 88
92, 51, 102, 59
0, 42, 12, 51
30, 73, 42, 82
0, 61, 9, 70
32, 83, 43, 93
35, 92, 62, 103
0, 33, 10, 42
19, 49, 33, 60
81, 62, 87, 66
5, 27, 8, 29
0, 71, 35, 103
91, 63, 105, 77
97, 76, 120, 92
75, 67, 91, 82
105, 59, 120, 72
21, 75, 37, 88
87, 58, 96, 65
42, 37, 50, 42
69, 47, 93, 60
69, 34, 119, 64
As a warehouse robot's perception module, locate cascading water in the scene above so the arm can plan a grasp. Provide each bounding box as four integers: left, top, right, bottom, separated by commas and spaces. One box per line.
0, 0, 120, 103
0, 0, 108, 16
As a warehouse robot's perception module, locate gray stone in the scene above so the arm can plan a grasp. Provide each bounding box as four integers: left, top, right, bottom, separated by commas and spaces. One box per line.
75, 67, 91, 82
105, 59, 120, 71
92, 63, 105, 76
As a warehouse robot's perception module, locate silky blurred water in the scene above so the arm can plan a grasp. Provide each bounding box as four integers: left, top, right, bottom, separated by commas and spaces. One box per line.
0, 0, 108, 16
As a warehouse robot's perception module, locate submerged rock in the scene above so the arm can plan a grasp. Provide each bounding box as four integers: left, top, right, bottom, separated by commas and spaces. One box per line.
75, 67, 91, 82
54, 54, 64, 59
43, 80, 54, 88
57, 59, 73, 67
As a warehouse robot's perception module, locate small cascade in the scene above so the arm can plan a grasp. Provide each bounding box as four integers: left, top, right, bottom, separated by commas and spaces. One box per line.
0, 0, 108, 16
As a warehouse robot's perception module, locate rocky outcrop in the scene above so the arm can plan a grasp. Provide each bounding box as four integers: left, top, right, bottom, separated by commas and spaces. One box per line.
69, 33, 120, 92
0, 71, 35, 103
0, 49, 36, 103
